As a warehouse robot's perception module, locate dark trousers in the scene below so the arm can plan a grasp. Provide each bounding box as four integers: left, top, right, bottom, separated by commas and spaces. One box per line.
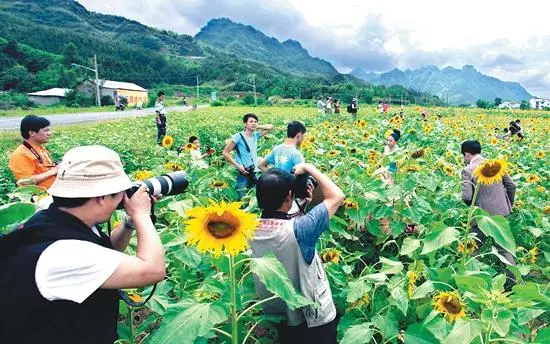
156, 117, 166, 145
277, 316, 339, 344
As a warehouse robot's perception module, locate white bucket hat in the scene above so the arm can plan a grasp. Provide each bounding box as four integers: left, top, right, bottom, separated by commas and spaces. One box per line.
49, 145, 134, 198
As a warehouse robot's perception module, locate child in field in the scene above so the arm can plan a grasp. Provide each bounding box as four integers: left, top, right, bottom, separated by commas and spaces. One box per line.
180, 136, 215, 169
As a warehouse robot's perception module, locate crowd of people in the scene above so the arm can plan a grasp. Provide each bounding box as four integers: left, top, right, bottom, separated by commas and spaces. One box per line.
1, 97, 522, 343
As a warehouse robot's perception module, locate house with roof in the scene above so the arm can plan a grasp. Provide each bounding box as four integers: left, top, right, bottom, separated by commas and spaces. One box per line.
529, 97, 550, 110
77, 80, 148, 106
27, 88, 70, 106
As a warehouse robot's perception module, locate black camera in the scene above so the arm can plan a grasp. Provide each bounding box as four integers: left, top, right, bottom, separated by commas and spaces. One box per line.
126, 171, 189, 198
292, 173, 318, 199
242, 165, 258, 184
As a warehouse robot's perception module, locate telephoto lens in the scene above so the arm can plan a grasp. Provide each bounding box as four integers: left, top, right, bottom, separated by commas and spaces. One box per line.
126, 171, 189, 198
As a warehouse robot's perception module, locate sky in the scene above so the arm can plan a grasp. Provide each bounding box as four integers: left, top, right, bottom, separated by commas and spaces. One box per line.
79, 0, 550, 97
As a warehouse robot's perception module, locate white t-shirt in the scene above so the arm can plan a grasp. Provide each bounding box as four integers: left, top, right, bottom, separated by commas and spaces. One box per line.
34, 227, 124, 304
190, 149, 208, 169
155, 100, 165, 115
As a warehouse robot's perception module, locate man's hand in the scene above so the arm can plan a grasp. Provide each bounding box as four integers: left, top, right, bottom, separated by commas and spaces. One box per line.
292, 162, 310, 176
123, 186, 152, 219
48, 164, 60, 176
237, 165, 249, 175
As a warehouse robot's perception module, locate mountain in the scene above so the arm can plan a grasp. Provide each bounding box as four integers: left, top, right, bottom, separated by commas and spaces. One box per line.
351, 65, 532, 104
196, 18, 339, 78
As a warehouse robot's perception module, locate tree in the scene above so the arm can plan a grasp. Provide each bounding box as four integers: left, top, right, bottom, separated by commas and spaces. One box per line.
520, 100, 529, 110
494, 97, 502, 107
476, 99, 491, 109
62, 43, 80, 66
0, 65, 35, 91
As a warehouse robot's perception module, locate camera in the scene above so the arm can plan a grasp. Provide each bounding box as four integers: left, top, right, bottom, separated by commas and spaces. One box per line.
292, 173, 318, 199
126, 171, 189, 198
242, 165, 258, 184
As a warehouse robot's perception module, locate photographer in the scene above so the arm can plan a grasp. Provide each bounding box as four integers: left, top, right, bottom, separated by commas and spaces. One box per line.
9, 115, 59, 189
0, 145, 165, 343
222, 113, 274, 199
250, 163, 345, 343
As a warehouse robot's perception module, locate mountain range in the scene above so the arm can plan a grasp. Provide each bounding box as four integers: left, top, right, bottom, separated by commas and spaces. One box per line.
351, 65, 531, 105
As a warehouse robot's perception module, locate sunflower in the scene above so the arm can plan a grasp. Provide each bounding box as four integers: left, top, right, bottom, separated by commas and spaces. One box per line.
406, 165, 421, 172
184, 143, 197, 152
134, 170, 154, 181
358, 119, 367, 128
457, 238, 478, 255
443, 165, 455, 177
210, 180, 228, 189
343, 199, 359, 209
411, 149, 425, 159
349, 148, 358, 154
537, 186, 545, 193
164, 162, 184, 171
535, 151, 545, 159
321, 248, 341, 264
408, 128, 417, 135
384, 129, 394, 138
473, 159, 508, 185
194, 288, 220, 302
162, 135, 174, 148
363, 132, 371, 140
408, 271, 420, 298
350, 293, 370, 308
544, 205, 550, 214
126, 291, 143, 303
327, 150, 339, 158
490, 137, 498, 145
526, 174, 540, 183
423, 124, 433, 133
432, 291, 467, 322
185, 200, 259, 257
339, 139, 347, 146
529, 247, 538, 264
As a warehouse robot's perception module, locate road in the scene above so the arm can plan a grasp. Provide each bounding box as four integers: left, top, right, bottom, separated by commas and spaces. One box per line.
0, 105, 206, 130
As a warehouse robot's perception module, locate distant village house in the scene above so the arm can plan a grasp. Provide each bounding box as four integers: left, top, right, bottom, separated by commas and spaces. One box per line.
27, 88, 70, 106
497, 101, 520, 110
529, 97, 550, 110
78, 80, 148, 106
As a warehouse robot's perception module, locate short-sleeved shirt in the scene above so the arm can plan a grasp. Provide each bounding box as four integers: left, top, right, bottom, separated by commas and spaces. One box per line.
232, 131, 261, 169
265, 144, 304, 173
294, 203, 329, 264
155, 100, 165, 116
34, 227, 124, 303
8, 142, 56, 188
190, 149, 208, 169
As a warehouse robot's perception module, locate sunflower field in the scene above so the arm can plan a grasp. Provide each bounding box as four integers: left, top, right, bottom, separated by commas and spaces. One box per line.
1, 106, 549, 344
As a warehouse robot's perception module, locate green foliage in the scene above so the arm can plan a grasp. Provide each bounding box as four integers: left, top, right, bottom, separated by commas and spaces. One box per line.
476, 99, 492, 109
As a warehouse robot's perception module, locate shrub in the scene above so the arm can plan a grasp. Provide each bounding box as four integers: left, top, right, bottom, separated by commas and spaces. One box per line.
211, 100, 224, 107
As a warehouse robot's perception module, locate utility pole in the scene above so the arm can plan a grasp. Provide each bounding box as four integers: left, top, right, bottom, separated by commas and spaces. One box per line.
252, 75, 257, 106
196, 76, 199, 101
72, 54, 101, 106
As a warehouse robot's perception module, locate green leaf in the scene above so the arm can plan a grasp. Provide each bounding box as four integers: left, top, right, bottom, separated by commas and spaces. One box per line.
346, 280, 371, 303
249, 254, 314, 309
171, 245, 202, 268
379, 256, 404, 275
400, 237, 421, 256
423, 310, 452, 341
534, 327, 550, 344
390, 285, 408, 315
421, 225, 459, 255
167, 199, 194, 217
444, 319, 482, 344
0, 202, 37, 230
512, 283, 550, 306
474, 209, 516, 257
481, 309, 513, 337
361, 273, 387, 284
372, 312, 399, 340
517, 308, 545, 325
412, 280, 435, 299
404, 323, 439, 344
491, 275, 506, 293
455, 275, 488, 294
340, 322, 374, 344
149, 302, 229, 344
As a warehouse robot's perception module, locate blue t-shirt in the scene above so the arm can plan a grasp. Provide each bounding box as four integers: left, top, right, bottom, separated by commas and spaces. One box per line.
265, 144, 305, 173
294, 203, 329, 265
232, 131, 261, 168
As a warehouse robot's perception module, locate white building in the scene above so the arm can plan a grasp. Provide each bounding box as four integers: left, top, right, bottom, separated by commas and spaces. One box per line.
529, 97, 550, 109
498, 101, 521, 109
28, 88, 70, 106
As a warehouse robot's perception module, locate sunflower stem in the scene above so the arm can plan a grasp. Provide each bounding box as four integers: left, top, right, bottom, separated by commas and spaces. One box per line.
462, 182, 481, 269
229, 254, 238, 344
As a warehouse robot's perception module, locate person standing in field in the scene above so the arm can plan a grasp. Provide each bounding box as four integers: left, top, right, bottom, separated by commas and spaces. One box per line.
316, 96, 325, 114
325, 96, 333, 114
9, 115, 59, 189
348, 98, 359, 119
333, 99, 341, 114
184, 135, 215, 169
259, 121, 306, 173
155, 91, 167, 145
460, 140, 516, 265
222, 113, 274, 199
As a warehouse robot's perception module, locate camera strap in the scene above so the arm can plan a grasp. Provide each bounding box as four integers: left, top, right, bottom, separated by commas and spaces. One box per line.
23, 141, 54, 166
234, 132, 254, 167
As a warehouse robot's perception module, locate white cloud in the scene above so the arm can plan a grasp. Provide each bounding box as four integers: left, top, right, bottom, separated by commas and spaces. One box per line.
79, 0, 550, 96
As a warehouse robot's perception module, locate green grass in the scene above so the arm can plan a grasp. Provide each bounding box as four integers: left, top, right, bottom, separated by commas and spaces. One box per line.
0, 105, 118, 117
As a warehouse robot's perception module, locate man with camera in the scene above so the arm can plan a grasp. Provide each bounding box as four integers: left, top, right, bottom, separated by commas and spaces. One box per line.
9, 115, 59, 189
250, 163, 345, 343
155, 91, 167, 145
0, 145, 166, 343
222, 113, 274, 199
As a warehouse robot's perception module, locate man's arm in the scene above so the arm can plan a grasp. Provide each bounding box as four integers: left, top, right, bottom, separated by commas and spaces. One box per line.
101, 187, 166, 289
257, 124, 274, 137
502, 174, 516, 206
10, 154, 59, 186
461, 168, 474, 205
222, 140, 248, 175
259, 150, 275, 172
109, 216, 134, 252
293, 163, 344, 217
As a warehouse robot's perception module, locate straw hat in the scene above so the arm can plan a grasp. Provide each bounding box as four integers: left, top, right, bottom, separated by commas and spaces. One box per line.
49, 145, 133, 198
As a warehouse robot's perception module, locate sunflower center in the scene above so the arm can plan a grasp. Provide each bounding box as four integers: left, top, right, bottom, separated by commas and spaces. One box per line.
480, 162, 502, 178
206, 213, 240, 239
442, 297, 462, 314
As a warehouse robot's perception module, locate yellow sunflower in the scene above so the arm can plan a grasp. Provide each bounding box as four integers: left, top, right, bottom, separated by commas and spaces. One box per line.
210, 180, 228, 189
327, 150, 339, 158
184, 143, 197, 152
544, 205, 550, 214
443, 165, 455, 177
526, 174, 540, 183
423, 124, 433, 133
185, 200, 259, 257
457, 238, 478, 255
126, 291, 143, 303
358, 119, 367, 128
406, 165, 421, 172
343, 199, 359, 209
411, 149, 425, 159
473, 159, 508, 185
490, 137, 498, 145
164, 162, 184, 171
363, 132, 371, 140
134, 170, 154, 181
321, 248, 341, 264
162, 135, 174, 148
432, 291, 467, 322
529, 247, 538, 264
535, 151, 545, 159
408, 271, 420, 298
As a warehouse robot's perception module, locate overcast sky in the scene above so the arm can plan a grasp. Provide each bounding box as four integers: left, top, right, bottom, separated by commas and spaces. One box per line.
79, 0, 550, 97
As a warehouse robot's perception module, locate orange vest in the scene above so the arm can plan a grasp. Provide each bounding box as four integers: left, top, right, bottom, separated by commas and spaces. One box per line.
8, 141, 56, 189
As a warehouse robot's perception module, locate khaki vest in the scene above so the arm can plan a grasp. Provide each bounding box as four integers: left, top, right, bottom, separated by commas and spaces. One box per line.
249, 218, 336, 327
